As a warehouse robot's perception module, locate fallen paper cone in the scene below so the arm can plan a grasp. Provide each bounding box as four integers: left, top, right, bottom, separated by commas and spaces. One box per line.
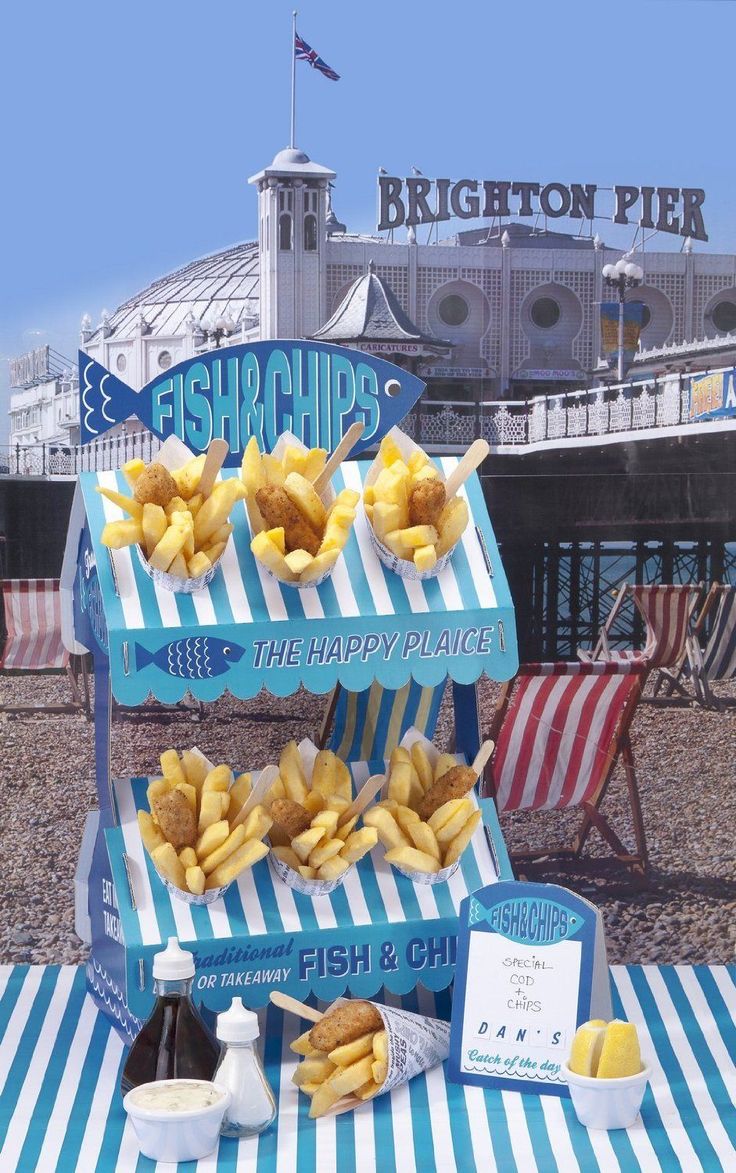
372, 1001, 451, 1093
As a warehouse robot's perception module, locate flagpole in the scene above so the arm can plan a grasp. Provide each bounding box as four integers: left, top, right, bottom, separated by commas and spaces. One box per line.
290, 9, 297, 147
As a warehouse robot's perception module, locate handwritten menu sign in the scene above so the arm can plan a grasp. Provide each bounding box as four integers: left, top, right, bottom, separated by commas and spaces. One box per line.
448, 881, 611, 1096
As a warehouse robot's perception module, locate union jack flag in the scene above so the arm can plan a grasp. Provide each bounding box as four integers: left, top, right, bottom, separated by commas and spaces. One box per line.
294, 32, 340, 81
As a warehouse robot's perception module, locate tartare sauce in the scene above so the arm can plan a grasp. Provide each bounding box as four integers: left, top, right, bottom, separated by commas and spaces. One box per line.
129, 1080, 224, 1112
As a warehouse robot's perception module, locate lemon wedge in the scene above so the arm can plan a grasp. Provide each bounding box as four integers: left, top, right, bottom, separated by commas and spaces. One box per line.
596, 1020, 642, 1079
568, 1021, 607, 1076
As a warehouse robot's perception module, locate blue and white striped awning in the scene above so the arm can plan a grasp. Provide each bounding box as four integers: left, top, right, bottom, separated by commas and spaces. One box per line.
75, 461, 517, 704
106, 763, 510, 1016
1, 964, 734, 1171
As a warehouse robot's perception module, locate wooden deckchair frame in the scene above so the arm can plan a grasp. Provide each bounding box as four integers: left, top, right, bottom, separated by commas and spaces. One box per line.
482, 662, 649, 880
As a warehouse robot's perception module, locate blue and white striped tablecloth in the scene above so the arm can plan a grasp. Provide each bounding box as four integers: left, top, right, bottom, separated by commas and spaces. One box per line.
1, 965, 734, 1171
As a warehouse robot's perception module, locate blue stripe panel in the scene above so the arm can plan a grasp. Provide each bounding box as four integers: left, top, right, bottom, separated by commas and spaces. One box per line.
329, 679, 445, 760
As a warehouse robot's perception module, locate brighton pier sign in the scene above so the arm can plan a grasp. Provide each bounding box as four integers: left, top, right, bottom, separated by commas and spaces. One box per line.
378, 178, 708, 241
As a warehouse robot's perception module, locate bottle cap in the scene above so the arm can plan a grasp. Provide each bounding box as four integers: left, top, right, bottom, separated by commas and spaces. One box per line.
217, 997, 260, 1042
152, 937, 195, 981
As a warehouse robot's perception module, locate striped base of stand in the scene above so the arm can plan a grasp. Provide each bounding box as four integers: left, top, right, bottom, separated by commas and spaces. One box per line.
0, 964, 734, 1171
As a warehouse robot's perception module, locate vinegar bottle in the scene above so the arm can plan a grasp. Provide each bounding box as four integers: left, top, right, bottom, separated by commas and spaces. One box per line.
120, 937, 219, 1096
213, 999, 276, 1137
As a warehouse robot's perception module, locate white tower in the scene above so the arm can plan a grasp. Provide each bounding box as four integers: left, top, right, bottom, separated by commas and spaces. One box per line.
249, 147, 336, 339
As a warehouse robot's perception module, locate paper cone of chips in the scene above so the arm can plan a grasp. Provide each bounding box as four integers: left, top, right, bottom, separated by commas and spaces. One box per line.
138, 747, 271, 905
99, 435, 243, 594
241, 431, 359, 590
363, 727, 482, 885
264, 738, 378, 896
290, 997, 451, 1116
363, 426, 470, 581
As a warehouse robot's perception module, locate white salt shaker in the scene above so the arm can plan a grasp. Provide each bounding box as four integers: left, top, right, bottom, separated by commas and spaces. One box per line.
213, 999, 276, 1138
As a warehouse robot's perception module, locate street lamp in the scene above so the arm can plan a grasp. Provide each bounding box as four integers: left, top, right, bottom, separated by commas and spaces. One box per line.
602, 256, 644, 381
206, 313, 236, 348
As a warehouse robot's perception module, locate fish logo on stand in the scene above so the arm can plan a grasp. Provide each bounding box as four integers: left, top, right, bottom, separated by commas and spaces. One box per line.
469, 894, 583, 945
79, 341, 426, 464
135, 637, 245, 679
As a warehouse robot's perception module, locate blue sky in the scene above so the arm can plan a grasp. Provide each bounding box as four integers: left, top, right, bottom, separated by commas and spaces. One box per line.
1, 0, 734, 436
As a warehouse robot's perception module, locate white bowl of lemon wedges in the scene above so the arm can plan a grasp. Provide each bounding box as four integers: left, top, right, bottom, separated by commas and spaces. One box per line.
562, 1018, 650, 1130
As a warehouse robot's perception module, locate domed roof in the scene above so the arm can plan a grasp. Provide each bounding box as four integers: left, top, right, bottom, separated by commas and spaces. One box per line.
270, 147, 311, 167
88, 240, 260, 342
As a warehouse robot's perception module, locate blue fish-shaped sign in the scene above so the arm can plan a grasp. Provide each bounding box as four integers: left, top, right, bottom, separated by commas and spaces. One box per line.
469, 894, 583, 945
135, 637, 245, 679
79, 341, 425, 463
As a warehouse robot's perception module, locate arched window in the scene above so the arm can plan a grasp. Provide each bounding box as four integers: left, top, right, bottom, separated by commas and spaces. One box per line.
279, 212, 292, 250
304, 212, 317, 251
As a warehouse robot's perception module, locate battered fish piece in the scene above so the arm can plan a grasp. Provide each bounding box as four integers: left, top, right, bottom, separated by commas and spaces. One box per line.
271, 798, 312, 839
152, 789, 197, 849
134, 463, 178, 508
256, 485, 321, 556
409, 479, 446, 528
418, 765, 476, 821
309, 1001, 384, 1052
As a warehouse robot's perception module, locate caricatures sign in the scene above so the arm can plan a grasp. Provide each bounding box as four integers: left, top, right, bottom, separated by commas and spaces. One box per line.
78, 341, 426, 461
448, 882, 611, 1097
688, 368, 736, 421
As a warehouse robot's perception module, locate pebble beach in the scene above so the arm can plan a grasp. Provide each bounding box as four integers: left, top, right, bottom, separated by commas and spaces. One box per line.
1, 673, 734, 968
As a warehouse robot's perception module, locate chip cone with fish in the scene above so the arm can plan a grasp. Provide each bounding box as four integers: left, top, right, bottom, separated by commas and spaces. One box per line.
241, 432, 359, 590
98, 436, 246, 594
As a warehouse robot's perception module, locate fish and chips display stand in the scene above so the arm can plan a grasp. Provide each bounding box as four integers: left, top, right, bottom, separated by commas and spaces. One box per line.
61, 341, 518, 1041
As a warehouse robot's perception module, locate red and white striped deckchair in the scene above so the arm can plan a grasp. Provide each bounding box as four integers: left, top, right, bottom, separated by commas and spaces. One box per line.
483, 660, 649, 876
0, 579, 88, 713
578, 583, 703, 690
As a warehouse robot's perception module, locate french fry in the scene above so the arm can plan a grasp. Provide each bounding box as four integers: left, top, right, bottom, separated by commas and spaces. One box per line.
339, 827, 378, 863
309, 1081, 342, 1119
196, 818, 230, 858
194, 479, 247, 547
411, 743, 434, 792
138, 810, 166, 855
328, 1033, 375, 1067
291, 826, 326, 863
241, 806, 272, 843
334, 758, 353, 800
279, 742, 309, 803
428, 798, 474, 838
179, 846, 198, 869
308, 838, 344, 868
443, 810, 482, 867
328, 1055, 376, 1097
284, 472, 327, 533
372, 1059, 388, 1085
181, 750, 208, 789
292, 1055, 335, 1086
198, 792, 225, 836
435, 497, 469, 558
203, 764, 232, 793
186, 552, 212, 578
228, 773, 252, 818
317, 856, 350, 881
251, 531, 295, 582
303, 447, 328, 481
123, 457, 146, 487
291, 1028, 317, 1056
384, 845, 441, 874
282, 446, 308, 477
204, 838, 269, 890
149, 524, 189, 571
393, 805, 421, 834
147, 778, 171, 809
186, 866, 206, 896
265, 526, 286, 554
168, 553, 188, 578
171, 454, 206, 500
142, 503, 168, 558
200, 825, 246, 876
299, 865, 318, 880
164, 496, 189, 519
302, 790, 326, 818
300, 549, 339, 583
311, 749, 337, 797
201, 540, 227, 564
395, 525, 439, 549
96, 486, 143, 519
363, 806, 411, 850
387, 760, 414, 807
414, 545, 437, 573
285, 549, 314, 576
101, 519, 144, 549
373, 1030, 388, 1063
151, 842, 187, 890
241, 435, 266, 495
355, 1080, 382, 1100
408, 821, 441, 860
311, 809, 339, 838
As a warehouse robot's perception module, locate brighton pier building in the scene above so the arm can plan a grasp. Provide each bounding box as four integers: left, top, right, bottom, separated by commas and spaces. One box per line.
9, 143, 736, 466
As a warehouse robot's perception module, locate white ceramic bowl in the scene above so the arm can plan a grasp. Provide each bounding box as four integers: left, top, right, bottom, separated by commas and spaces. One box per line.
123, 1079, 231, 1162
562, 1061, 651, 1130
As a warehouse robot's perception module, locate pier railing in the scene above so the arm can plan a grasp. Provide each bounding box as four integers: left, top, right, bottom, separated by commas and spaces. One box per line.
1, 367, 732, 476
